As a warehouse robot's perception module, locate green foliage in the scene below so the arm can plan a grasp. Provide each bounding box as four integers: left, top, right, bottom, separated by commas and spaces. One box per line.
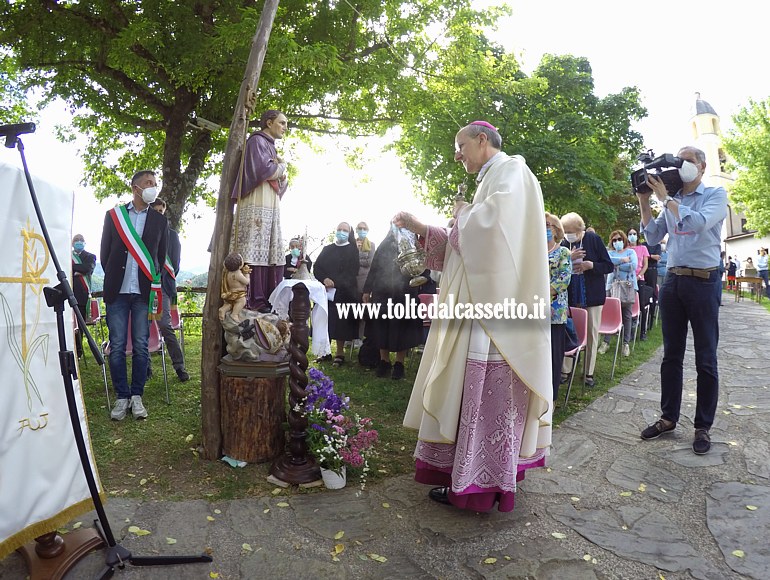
723, 98, 770, 235
394, 45, 647, 231
0, 0, 498, 229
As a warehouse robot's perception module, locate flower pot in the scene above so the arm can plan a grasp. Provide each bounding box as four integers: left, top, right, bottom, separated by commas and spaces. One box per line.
320, 467, 346, 489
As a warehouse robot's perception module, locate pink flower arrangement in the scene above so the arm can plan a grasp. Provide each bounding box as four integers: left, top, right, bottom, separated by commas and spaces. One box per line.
303, 370, 378, 488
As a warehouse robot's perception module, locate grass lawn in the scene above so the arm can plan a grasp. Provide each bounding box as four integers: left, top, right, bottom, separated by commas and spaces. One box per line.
77, 308, 666, 502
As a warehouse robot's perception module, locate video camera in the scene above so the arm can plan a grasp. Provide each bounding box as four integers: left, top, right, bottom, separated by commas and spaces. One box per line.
630, 150, 684, 194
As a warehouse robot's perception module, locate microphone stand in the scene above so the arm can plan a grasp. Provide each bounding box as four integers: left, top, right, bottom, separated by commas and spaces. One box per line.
6, 132, 211, 578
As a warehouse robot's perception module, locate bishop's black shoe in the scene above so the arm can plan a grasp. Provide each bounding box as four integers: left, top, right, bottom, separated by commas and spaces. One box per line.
428, 486, 451, 505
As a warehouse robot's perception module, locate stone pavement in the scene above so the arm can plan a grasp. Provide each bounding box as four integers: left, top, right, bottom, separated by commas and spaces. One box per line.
2, 297, 769, 579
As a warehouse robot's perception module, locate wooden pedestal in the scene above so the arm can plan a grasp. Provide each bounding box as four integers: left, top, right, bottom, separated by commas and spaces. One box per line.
218, 359, 289, 463
18, 529, 104, 580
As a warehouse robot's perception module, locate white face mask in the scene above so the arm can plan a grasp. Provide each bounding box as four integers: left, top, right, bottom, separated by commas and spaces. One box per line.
564, 233, 579, 243
141, 186, 159, 204
678, 160, 699, 183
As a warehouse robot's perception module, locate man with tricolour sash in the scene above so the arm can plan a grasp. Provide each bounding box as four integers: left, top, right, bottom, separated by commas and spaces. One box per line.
100, 170, 168, 421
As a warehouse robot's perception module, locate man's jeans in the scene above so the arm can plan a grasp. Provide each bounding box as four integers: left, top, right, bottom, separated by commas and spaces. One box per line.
106, 294, 150, 399
659, 269, 720, 430
760, 269, 770, 298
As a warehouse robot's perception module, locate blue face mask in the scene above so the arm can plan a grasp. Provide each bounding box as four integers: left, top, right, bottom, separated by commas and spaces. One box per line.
628, 234, 637, 244
613, 241, 624, 252
336, 231, 349, 242
546, 228, 553, 242
73, 241, 85, 251
356, 229, 368, 239
290, 248, 301, 257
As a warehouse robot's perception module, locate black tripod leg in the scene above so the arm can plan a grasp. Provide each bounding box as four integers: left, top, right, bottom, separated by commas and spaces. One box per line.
130, 554, 213, 566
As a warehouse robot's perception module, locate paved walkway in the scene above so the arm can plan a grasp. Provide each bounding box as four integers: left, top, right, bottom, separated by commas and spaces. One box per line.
3, 296, 769, 579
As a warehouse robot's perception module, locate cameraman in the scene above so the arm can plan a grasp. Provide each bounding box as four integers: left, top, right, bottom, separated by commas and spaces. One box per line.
636, 146, 727, 455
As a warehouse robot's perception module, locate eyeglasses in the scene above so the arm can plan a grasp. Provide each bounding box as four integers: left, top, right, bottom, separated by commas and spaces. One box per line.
611, 238, 622, 243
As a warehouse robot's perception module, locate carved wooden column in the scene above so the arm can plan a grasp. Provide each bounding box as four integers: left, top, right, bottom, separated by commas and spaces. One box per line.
270, 282, 320, 483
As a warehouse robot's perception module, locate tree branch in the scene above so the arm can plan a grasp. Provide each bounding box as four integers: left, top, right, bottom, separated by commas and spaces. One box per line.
340, 41, 389, 63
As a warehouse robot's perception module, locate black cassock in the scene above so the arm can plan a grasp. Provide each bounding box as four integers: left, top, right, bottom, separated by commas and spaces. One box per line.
313, 241, 360, 342
362, 233, 423, 353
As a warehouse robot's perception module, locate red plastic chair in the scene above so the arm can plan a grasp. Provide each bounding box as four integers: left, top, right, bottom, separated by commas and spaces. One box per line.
598, 297, 624, 380
170, 306, 186, 363
562, 307, 588, 406
86, 298, 105, 344
101, 319, 169, 410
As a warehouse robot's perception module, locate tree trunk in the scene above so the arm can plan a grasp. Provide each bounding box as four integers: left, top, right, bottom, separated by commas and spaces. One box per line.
200, 0, 281, 460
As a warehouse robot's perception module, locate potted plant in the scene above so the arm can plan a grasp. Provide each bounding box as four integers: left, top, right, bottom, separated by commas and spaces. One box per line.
303, 369, 378, 489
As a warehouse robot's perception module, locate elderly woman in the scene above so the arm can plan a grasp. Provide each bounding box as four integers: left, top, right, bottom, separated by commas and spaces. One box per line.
547, 213, 571, 401
560, 212, 613, 388
599, 230, 638, 358
355, 221, 376, 344
628, 227, 651, 341
313, 222, 360, 366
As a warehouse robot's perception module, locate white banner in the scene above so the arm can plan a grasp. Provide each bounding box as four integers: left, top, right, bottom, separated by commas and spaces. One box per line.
0, 161, 100, 558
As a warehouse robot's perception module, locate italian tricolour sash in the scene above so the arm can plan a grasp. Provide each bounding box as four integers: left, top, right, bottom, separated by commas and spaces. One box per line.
72, 251, 92, 294
163, 255, 178, 312
109, 206, 162, 319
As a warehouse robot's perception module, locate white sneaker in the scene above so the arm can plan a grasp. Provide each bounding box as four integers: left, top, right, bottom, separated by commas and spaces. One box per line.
598, 342, 609, 355
130, 395, 148, 420
622, 343, 630, 357
111, 398, 130, 421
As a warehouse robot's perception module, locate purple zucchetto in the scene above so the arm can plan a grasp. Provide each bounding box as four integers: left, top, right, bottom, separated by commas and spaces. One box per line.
470, 120, 498, 131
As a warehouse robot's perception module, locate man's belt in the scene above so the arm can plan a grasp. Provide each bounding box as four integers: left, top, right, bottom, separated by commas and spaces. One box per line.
668, 266, 718, 279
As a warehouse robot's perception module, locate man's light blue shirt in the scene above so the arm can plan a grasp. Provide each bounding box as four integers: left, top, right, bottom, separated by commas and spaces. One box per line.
119, 201, 149, 295
641, 182, 727, 270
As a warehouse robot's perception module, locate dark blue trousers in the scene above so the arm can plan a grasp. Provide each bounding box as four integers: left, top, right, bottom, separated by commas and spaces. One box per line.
658, 269, 720, 430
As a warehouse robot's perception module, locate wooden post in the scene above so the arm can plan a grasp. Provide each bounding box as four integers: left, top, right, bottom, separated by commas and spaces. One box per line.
270, 283, 321, 483
200, 0, 280, 460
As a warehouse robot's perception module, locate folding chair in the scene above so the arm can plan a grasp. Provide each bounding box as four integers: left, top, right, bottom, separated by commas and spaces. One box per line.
170, 306, 186, 365
562, 307, 588, 407
630, 292, 640, 353
85, 298, 105, 345
101, 319, 170, 410
597, 297, 624, 380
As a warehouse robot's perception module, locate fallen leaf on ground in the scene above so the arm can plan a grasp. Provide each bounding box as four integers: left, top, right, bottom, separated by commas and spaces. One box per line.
638, 483, 647, 492
732, 549, 745, 558
263, 509, 270, 514
276, 502, 290, 508
333, 544, 345, 555
368, 553, 387, 563
139, 478, 147, 486
583, 554, 591, 561
334, 531, 344, 540
185, 434, 193, 442
746, 505, 758, 511
209, 573, 220, 579
620, 491, 632, 497
242, 543, 253, 551
382, 503, 390, 508
570, 497, 580, 502
483, 557, 497, 564
271, 488, 282, 496
214, 509, 221, 514
128, 526, 151, 536
113, 439, 122, 445
166, 538, 177, 545
206, 516, 215, 521
72, 522, 82, 529
551, 532, 567, 539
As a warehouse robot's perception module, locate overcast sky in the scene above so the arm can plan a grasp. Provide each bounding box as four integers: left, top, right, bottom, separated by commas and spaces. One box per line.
3, 0, 767, 273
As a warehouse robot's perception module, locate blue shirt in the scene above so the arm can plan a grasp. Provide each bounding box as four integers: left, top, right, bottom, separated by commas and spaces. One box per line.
119, 201, 149, 295
607, 248, 638, 290
642, 182, 727, 269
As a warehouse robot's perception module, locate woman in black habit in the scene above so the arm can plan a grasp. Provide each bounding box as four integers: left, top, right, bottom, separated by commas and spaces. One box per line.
313, 222, 360, 366
362, 227, 423, 380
